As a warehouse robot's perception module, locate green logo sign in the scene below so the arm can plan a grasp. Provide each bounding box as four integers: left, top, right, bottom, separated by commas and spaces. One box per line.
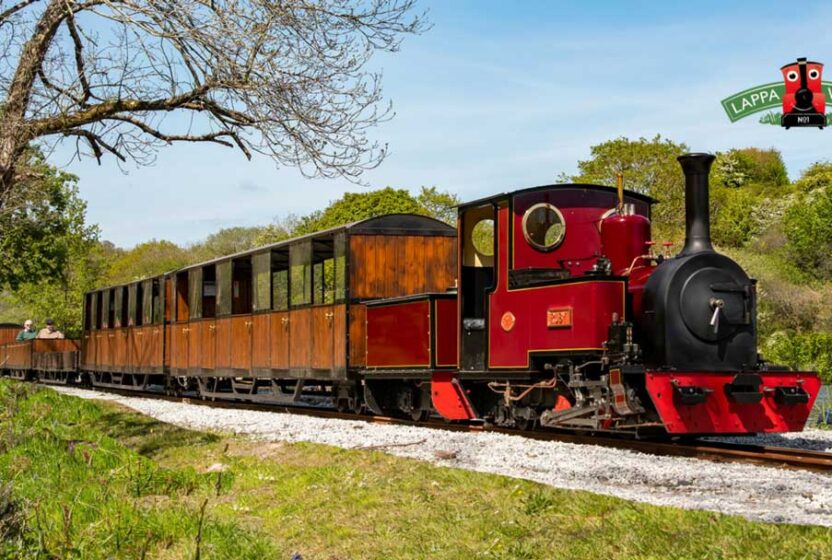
721, 81, 832, 125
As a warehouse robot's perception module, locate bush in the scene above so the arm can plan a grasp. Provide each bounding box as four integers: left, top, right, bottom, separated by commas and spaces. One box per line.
783, 185, 832, 280
763, 331, 832, 382
711, 186, 758, 247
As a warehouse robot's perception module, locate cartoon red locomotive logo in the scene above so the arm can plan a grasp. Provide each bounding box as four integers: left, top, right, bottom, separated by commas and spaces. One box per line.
781, 57, 826, 128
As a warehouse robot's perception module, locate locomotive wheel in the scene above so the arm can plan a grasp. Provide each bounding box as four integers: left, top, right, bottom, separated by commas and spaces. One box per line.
410, 407, 430, 422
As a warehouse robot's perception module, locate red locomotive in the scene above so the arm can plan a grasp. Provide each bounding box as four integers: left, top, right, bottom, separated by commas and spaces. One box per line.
0, 154, 822, 437
781, 57, 826, 128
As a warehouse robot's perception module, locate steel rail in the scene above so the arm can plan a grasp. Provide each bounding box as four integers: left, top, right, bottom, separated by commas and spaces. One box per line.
35, 382, 832, 474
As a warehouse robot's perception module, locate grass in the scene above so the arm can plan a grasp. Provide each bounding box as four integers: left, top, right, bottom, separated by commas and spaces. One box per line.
1, 380, 832, 559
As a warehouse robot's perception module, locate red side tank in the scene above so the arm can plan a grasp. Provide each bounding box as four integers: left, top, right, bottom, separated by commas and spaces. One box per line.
601, 205, 651, 276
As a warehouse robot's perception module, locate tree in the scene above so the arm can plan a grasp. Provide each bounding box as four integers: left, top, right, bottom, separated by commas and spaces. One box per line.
293, 187, 428, 235
0, 0, 427, 217
783, 184, 832, 280
793, 161, 832, 193
571, 135, 689, 239
191, 226, 265, 262
416, 186, 460, 225
0, 147, 98, 288
106, 240, 189, 285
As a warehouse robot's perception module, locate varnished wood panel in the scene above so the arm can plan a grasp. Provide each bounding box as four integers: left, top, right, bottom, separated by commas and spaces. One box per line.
231, 316, 252, 371
289, 308, 312, 369
200, 319, 216, 370
113, 328, 129, 371
81, 333, 93, 369
348, 304, 366, 367
188, 321, 202, 370
252, 314, 270, 369
215, 317, 232, 370
129, 328, 142, 372
0, 327, 18, 345
171, 323, 189, 371
149, 325, 164, 369
349, 235, 457, 300
164, 325, 172, 369
333, 305, 346, 369
270, 312, 290, 370
312, 306, 334, 370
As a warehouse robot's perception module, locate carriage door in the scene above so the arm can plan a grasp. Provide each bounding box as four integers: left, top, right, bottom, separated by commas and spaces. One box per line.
459, 204, 496, 371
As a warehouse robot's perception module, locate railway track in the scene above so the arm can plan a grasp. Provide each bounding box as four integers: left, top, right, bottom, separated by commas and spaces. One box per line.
43, 382, 832, 475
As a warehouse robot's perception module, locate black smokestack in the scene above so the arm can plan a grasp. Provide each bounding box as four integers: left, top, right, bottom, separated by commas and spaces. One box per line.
677, 153, 716, 255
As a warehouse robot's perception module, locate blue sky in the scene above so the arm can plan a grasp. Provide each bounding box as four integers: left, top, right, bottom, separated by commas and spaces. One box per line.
52, 0, 832, 247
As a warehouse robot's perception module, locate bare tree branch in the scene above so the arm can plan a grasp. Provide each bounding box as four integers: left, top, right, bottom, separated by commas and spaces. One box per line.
0, 0, 40, 24
0, 0, 429, 215
62, 0, 91, 104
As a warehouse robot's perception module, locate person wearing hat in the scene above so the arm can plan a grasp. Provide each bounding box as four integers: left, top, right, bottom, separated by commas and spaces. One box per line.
37, 319, 65, 339
16, 320, 37, 341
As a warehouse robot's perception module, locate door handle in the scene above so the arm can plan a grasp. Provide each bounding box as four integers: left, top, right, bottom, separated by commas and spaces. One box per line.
245, 321, 253, 330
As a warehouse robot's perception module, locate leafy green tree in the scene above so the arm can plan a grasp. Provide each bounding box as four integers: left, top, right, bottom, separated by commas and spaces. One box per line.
0, 148, 98, 289
254, 215, 303, 247
191, 226, 265, 262
729, 148, 788, 187
0, 148, 101, 334
571, 135, 689, 239
416, 186, 460, 225
106, 240, 189, 285
783, 184, 832, 280
793, 161, 832, 193
294, 187, 429, 235
711, 186, 758, 247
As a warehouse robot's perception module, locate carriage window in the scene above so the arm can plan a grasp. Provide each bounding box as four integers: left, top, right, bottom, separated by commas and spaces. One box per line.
522, 203, 565, 252
135, 283, 144, 326
115, 286, 128, 328
189, 268, 203, 320
175, 273, 188, 322
87, 293, 96, 330
232, 257, 253, 315
217, 261, 232, 316
94, 292, 103, 330
290, 240, 312, 307
334, 232, 346, 303
127, 284, 137, 326
253, 252, 271, 312
84, 293, 92, 330
152, 279, 163, 324
143, 279, 155, 325
102, 289, 113, 329
202, 266, 217, 318
272, 249, 290, 311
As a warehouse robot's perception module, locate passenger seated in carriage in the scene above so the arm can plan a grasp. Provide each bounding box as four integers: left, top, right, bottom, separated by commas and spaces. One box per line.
16, 320, 37, 341
36, 319, 64, 339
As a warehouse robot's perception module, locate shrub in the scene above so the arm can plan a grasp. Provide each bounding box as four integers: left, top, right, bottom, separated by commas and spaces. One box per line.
763, 331, 832, 383
783, 185, 832, 280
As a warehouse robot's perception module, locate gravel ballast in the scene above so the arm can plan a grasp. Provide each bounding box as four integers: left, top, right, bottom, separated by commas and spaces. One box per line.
50, 386, 832, 527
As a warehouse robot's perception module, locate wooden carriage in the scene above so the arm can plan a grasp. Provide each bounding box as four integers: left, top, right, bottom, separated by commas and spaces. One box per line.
80, 214, 456, 395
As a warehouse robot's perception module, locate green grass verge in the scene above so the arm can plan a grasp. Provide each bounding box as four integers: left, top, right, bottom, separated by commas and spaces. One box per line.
1, 379, 831, 560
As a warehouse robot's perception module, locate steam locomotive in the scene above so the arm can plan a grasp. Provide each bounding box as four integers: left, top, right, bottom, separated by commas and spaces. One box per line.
0, 153, 821, 437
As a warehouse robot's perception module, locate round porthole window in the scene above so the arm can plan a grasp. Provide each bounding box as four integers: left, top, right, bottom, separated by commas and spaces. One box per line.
471, 219, 495, 256
522, 203, 565, 252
